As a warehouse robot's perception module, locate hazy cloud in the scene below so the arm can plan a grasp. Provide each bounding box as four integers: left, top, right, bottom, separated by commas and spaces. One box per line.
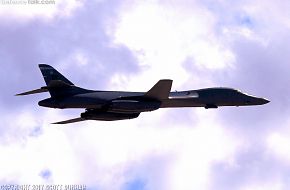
1, 0, 290, 190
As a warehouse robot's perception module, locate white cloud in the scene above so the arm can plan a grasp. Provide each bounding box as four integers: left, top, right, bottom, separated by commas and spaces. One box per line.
58, 114, 240, 190
0, 107, 240, 189
109, 0, 235, 91
168, 125, 240, 190
267, 132, 290, 164
242, 0, 290, 29
238, 181, 283, 190
0, 109, 81, 183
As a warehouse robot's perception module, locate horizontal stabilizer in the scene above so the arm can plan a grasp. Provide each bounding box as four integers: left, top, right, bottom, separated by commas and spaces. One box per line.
15, 80, 72, 96
15, 87, 48, 96
145, 79, 173, 100
52, 117, 85, 124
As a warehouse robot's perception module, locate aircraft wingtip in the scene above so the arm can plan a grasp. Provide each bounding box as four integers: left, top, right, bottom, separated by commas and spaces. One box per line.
51, 117, 85, 124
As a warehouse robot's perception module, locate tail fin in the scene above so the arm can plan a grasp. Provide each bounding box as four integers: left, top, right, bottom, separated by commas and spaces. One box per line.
16, 64, 90, 98
38, 64, 81, 98
39, 64, 74, 86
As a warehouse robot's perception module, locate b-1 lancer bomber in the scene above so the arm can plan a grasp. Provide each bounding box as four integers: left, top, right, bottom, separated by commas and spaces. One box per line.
16, 64, 270, 124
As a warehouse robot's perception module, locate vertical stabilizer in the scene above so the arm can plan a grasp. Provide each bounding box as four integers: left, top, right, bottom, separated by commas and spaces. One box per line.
38, 64, 74, 86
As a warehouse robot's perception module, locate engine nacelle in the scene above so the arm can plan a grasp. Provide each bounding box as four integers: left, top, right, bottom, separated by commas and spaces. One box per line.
81, 110, 140, 121
108, 100, 161, 113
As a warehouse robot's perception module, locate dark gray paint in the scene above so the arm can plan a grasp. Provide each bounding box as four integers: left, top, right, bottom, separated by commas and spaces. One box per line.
17, 64, 269, 124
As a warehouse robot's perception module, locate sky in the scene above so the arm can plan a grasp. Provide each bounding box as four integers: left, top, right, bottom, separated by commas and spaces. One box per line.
1, 0, 290, 189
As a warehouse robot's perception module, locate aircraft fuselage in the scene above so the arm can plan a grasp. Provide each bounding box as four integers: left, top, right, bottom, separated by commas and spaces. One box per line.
17, 64, 269, 124
38, 87, 269, 111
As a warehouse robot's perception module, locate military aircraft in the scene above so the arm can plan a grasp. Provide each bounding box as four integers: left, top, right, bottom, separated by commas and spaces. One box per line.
16, 64, 269, 124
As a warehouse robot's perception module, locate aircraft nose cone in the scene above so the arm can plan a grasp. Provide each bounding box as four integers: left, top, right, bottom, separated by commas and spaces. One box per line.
260, 98, 270, 105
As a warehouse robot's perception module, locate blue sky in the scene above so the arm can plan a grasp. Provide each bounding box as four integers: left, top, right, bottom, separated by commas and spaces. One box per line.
1, 0, 290, 189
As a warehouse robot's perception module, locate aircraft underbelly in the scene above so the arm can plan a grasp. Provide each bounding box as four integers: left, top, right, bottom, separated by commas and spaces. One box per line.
161, 97, 244, 108
58, 97, 105, 109
161, 98, 204, 108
